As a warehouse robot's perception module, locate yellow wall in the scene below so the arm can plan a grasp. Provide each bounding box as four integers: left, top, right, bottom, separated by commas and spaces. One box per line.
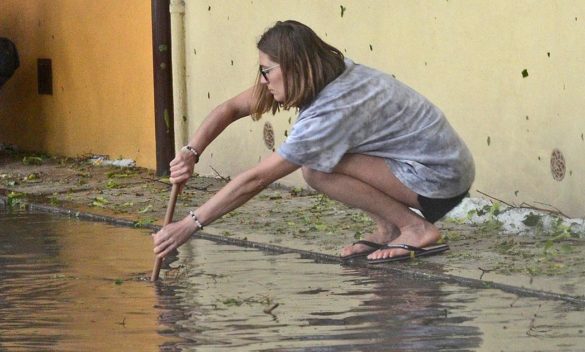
182, 0, 585, 217
0, 0, 156, 169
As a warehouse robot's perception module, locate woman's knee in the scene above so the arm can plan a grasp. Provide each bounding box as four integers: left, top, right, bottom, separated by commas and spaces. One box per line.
301, 166, 328, 187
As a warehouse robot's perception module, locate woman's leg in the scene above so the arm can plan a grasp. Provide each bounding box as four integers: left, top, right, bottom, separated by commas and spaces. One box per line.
302, 154, 440, 260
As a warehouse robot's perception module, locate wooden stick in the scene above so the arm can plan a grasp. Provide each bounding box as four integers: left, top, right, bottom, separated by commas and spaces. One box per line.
151, 183, 180, 281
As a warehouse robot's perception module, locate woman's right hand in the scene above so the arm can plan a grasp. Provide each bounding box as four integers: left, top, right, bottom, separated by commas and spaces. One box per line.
152, 215, 199, 259
169, 149, 197, 186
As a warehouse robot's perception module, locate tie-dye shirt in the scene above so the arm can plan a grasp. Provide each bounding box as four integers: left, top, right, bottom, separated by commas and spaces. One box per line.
277, 59, 475, 199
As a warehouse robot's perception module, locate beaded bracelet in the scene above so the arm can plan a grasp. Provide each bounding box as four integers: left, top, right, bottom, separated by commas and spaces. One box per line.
188, 210, 204, 230
181, 145, 200, 163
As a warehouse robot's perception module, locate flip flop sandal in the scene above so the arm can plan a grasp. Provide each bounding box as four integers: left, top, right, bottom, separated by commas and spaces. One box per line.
340, 240, 385, 261
367, 243, 450, 264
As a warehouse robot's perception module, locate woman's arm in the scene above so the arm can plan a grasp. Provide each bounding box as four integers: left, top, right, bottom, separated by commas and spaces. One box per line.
153, 152, 300, 258
170, 87, 255, 184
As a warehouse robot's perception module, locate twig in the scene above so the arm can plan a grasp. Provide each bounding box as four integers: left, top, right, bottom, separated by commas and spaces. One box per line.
532, 201, 569, 218
475, 189, 515, 207
517, 202, 569, 218
209, 166, 231, 182
476, 189, 570, 218
116, 317, 126, 327
478, 267, 496, 280
526, 304, 546, 336
263, 303, 279, 315
142, 176, 171, 186
140, 176, 210, 191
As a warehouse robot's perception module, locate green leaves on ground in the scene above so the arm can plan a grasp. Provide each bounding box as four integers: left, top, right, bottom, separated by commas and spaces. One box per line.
134, 217, 155, 228
522, 212, 542, 227
23, 172, 41, 182
22, 156, 44, 165
91, 196, 109, 208
463, 202, 504, 233
6, 191, 25, 208
492, 214, 580, 276
222, 298, 242, 306
106, 180, 120, 189
106, 169, 137, 179
220, 295, 273, 307
138, 204, 153, 213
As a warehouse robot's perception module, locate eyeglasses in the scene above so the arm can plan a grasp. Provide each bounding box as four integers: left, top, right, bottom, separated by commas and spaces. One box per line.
259, 64, 280, 81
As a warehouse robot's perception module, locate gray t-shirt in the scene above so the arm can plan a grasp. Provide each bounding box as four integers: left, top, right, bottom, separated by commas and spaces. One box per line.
277, 59, 475, 199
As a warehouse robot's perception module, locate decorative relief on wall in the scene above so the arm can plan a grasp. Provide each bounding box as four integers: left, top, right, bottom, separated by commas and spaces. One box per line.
263, 121, 275, 151
550, 148, 566, 181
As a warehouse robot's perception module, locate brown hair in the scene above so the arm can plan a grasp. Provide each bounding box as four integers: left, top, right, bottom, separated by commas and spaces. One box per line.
251, 20, 345, 120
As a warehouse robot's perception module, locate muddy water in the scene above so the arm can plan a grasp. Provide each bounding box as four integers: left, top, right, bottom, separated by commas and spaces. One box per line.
1, 211, 584, 351
159, 241, 585, 352
0, 210, 167, 351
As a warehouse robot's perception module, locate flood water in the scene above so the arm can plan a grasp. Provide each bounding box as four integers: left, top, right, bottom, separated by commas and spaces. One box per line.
1, 210, 584, 351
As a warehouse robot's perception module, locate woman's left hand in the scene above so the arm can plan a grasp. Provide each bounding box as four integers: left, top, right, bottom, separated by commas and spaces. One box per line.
152, 216, 198, 258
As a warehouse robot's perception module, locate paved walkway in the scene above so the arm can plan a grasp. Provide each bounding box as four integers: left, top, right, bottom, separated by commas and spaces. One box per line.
1, 150, 584, 305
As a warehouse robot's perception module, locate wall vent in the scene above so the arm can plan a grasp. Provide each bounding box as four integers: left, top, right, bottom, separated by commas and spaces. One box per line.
37, 58, 53, 95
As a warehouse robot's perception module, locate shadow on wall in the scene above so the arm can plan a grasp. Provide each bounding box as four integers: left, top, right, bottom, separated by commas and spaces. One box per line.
0, 37, 20, 88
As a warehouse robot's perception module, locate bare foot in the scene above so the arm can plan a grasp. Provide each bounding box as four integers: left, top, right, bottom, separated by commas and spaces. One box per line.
340, 223, 400, 258
366, 222, 440, 260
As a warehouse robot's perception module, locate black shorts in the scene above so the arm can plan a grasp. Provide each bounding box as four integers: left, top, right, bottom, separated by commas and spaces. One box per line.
417, 190, 469, 224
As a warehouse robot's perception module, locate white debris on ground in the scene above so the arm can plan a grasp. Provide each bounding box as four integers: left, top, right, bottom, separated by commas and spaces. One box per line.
445, 197, 585, 237
89, 156, 136, 168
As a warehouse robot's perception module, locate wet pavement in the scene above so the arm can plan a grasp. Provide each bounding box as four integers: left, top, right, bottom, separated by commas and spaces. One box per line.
0, 150, 584, 306
160, 238, 585, 351
0, 211, 167, 351
2, 210, 584, 351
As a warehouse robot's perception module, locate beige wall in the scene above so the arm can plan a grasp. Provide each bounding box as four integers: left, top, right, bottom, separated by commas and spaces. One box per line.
181, 0, 585, 217
0, 0, 156, 169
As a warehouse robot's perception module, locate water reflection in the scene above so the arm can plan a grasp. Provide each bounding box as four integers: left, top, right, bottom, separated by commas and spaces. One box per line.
0, 210, 166, 352
0, 212, 67, 350
156, 240, 481, 351
156, 239, 585, 351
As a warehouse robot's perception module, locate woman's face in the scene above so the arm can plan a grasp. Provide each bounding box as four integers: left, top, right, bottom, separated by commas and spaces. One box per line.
259, 51, 285, 102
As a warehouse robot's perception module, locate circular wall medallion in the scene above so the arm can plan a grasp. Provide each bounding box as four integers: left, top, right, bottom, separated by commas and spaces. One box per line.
263, 121, 275, 150
550, 148, 566, 181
